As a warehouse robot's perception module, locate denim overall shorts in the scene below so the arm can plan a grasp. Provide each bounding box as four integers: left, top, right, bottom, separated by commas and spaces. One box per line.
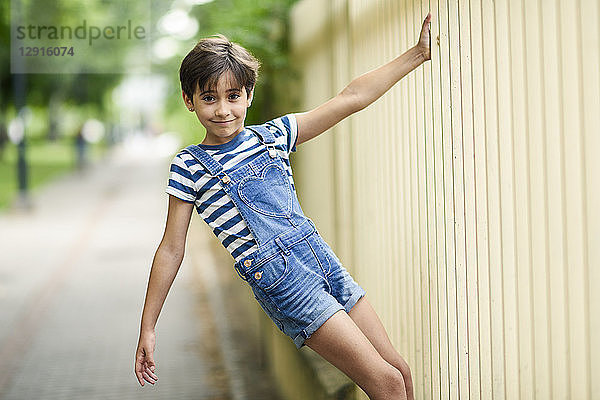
183, 125, 366, 349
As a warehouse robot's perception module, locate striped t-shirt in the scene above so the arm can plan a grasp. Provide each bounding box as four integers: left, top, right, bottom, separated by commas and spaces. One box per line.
165, 114, 299, 262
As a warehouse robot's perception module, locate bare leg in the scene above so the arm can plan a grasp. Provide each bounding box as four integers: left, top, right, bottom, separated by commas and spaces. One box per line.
304, 309, 407, 400
348, 296, 414, 400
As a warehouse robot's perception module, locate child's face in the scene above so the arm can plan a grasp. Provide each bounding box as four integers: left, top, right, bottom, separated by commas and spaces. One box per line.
183, 70, 253, 145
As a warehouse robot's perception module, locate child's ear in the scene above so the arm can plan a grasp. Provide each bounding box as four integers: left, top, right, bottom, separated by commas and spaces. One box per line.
182, 90, 194, 109
247, 87, 254, 106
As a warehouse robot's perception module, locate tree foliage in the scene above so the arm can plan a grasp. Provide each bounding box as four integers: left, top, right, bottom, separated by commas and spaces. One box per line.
160, 0, 301, 127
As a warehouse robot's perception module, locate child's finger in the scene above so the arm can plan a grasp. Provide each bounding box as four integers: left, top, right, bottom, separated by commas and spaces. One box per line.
145, 365, 158, 380
142, 371, 157, 385
422, 14, 430, 33
135, 364, 145, 386
424, 14, 431, 46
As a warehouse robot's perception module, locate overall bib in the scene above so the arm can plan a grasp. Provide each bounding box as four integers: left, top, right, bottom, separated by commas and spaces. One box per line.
183, 125, 366, 349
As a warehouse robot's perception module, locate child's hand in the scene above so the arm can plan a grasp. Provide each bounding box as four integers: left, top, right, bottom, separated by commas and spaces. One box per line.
135, 331, 158, 386
416, 12, 432, 61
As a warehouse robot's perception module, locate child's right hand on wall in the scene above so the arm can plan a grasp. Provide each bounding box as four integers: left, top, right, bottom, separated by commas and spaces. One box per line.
416, 12, 432, 61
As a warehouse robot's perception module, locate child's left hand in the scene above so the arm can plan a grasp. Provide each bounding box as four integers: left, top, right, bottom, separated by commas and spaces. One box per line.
416, 12, 432, 61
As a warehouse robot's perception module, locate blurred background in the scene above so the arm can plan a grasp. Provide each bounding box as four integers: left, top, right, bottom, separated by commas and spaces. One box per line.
1, 0, 599, 400
0, 0, 300, 210
1, 0, 302, 399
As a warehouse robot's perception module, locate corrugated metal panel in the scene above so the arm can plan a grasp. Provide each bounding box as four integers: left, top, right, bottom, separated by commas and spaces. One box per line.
289, 0, 599, 399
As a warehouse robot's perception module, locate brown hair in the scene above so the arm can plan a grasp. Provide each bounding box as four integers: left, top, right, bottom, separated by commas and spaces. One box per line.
179, 34, 260, 104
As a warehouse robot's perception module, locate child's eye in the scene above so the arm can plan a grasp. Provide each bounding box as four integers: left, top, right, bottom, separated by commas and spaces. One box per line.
229, 93, 241, 100
202, 95, 215, 102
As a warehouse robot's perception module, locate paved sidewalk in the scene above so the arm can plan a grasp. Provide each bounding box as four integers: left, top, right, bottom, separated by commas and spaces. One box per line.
0, 134, 280, 400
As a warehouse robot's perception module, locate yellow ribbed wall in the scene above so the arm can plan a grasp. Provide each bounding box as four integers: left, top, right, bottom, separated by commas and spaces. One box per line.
289, 0, 599, 399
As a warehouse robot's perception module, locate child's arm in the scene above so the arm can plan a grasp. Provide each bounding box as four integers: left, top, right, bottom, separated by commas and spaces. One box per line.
295, 13, 432, 146
134, 195, 194, 387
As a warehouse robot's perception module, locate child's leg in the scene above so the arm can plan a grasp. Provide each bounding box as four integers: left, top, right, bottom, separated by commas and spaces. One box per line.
304, 309, 407, 400
348, 296, 414, 400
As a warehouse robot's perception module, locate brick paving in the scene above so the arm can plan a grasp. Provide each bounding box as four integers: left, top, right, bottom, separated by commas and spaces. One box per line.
0, 135, 281, 400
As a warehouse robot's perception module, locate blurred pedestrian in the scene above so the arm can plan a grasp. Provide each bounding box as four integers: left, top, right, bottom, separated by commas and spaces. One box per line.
74, 124, 87, 170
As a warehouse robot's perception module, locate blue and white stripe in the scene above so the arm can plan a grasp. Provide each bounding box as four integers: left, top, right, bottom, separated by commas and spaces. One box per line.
165, 114, 299, 262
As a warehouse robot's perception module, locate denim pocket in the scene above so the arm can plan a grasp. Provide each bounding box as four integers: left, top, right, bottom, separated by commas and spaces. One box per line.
238, 163, 292, 218
248, 251, 289, 293
311, 233, 343, 275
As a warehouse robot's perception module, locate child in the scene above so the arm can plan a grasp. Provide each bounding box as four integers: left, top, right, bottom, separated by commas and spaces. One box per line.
136, 12, 432, 400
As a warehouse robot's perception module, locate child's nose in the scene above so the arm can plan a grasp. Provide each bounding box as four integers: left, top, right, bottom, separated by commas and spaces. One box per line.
215, 100, 231, 117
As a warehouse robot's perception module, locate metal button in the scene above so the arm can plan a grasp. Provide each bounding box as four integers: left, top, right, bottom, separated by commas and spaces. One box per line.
254, 271, 263, 280
268, 149, 277, 158
222, 175, 231, 184
244, 259, 252, 268
269, 127, 277, 132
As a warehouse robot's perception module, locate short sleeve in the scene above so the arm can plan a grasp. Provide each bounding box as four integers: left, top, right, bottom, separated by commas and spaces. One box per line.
265, 113, 299, 156
165, 152, 197, 203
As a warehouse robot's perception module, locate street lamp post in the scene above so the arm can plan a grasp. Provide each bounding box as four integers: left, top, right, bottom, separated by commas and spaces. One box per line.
11, 0, 30, 210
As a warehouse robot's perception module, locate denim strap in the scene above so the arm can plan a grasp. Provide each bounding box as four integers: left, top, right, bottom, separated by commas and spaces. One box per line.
246, 124, 276, 144
181, 144, 224, 176
246, 125, 279, 158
